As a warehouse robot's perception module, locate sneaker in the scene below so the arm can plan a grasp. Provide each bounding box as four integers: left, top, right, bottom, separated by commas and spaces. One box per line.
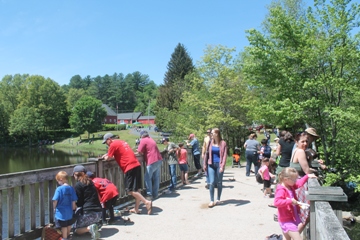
164, 189, 173, 194
89, 223, 100, 239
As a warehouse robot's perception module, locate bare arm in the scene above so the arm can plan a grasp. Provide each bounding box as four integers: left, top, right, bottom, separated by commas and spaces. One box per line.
295, 149, 312, 174
276, 144, 281, 156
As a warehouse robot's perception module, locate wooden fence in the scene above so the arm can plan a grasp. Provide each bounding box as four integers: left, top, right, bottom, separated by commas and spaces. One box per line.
0, 149, 196, 240
306, 178, 350, 240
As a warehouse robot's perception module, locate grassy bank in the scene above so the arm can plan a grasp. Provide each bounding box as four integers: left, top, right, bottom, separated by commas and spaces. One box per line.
53, 130, 140, 151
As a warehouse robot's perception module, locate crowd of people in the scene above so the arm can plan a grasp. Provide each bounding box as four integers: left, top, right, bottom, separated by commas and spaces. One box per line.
51, 125, 325, 239
247, 127, 325, 240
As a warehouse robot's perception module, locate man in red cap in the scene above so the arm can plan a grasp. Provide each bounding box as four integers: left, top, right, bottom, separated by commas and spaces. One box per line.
102, 133, 152, 215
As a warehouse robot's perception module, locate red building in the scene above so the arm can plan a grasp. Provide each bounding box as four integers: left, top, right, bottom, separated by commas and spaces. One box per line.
102, 104, 117, 124
137, 115, 155, 124
117, 112, 142, 124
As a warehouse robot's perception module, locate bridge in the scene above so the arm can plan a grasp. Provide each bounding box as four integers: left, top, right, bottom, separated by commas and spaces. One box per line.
0, 149, 350, 240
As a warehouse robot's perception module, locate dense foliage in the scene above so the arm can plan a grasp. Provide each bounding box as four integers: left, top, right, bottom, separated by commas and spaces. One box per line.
0, 71, 158, 145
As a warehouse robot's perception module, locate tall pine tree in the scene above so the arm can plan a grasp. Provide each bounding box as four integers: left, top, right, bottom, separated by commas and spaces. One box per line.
156, 43, 194, 111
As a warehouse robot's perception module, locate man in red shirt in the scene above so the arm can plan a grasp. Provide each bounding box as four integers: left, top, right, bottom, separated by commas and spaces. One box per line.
136, 130, 163, 200
102, 133, 152, 215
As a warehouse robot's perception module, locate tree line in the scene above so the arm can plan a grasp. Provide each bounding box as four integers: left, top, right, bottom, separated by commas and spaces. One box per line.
0, 71, 158, 144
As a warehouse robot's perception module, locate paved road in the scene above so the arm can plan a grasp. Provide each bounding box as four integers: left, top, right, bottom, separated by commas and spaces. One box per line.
72, 166, 282, 240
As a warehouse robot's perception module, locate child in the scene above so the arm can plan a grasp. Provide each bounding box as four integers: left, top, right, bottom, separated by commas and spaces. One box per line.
86, 171, 119, 224
52, 171, 78, 240
274, 167, 316, 240
258, 158, 275, 197
177, 143, 189, 185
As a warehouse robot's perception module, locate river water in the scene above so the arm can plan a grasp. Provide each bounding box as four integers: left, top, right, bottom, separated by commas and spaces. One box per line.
0, 147, 105, 174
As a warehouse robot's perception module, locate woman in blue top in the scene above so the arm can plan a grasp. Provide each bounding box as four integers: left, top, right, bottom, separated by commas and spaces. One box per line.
244, 133, 260, 176
203, 128, 227, 208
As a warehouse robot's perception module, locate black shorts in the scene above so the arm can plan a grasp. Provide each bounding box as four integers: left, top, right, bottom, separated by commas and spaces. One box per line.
55, 218, 74, 228
125, 166, 142, 192
263, 179, 271, 188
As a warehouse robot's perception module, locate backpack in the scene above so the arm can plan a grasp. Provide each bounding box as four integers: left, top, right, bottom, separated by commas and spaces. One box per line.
263, 145, 271, 158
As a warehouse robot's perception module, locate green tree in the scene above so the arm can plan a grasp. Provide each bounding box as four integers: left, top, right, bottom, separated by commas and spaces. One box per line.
156, 43, 195, 111
9, 107, 44, 146
69, 96, 107, 138
66, 88, 88, 112
243, 0, 360, 191
18, 75, 67, 130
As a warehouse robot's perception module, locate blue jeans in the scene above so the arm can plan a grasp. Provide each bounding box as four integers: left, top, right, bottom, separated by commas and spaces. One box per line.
208, 162, 224, 202
168, 164, 177, 191
145, 160, 162, 198
245, 150, 259, 176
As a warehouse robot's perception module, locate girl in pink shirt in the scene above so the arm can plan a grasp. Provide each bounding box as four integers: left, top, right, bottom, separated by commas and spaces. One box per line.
274, 167, 316, 240
177, 143, 189, 185
258, 158, 275, 197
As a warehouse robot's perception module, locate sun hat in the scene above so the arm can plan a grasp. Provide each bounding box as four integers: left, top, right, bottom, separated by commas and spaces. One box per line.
305, 128, 319, 138
73, 165, 86, 174
188, 133, 195, 140
102, 132, 114, 144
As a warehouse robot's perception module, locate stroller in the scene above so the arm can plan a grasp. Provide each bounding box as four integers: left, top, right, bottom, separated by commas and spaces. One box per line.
232, 147, 241, 168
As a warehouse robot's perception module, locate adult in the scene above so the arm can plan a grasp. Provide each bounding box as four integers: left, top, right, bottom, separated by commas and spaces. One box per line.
275, 131, 295, 176
305, 127, 326, 169
203, 128, 227, 208
290, 132, 317, 231
102, 133, 152, 215
136, 130, 163, 200
244, 133, 260, 176
202, 128, 212, 189
86, 171, 119, 225
72, 165, 102, 239
186, 133, 202, 177
162, 137, 179, 194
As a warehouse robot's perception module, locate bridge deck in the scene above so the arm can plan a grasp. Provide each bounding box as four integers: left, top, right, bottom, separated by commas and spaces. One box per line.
71, 167, 281, 240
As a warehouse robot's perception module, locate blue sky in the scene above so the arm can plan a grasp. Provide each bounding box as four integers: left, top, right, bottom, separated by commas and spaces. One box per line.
0, 0, 336, 86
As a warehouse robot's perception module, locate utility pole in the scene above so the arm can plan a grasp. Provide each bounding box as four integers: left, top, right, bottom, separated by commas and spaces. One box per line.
148, 99, 150, 125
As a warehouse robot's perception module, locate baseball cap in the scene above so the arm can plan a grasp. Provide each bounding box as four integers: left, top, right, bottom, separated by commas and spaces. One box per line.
162, 137, 169, 143
188, 133, 195, 140
73, 165, 86, 174
102, 132, 114, 144
140, 130, 149, 137
86, 171, 95, 178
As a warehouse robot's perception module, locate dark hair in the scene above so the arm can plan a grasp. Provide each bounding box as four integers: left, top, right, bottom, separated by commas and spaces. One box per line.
262, 157, 270, 162
280, 130, 287, 138
178, 142, 184, 148
261, 139, 267, 145
284, 132, 294, 142
295, 131, 308, 142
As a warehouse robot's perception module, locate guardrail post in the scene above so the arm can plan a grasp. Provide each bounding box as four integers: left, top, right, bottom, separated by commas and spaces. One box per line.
306, 179, 348, 240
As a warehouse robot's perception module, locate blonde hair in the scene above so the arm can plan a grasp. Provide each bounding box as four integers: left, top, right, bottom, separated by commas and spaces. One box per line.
55, 171, 68, 183
278, 167, 298, 184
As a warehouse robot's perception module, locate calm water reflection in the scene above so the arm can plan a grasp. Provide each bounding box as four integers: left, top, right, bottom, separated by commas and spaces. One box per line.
0, 147, 105, 174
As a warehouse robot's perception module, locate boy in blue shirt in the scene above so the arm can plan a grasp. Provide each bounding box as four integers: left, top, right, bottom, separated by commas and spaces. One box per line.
52, 171, 78, 240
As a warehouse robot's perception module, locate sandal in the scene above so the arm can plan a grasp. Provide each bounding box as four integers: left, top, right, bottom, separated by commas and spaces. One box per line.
129, 208, 141, 214
208, 201, 215, 208
215, 200, 221, 205
268, 204, 277, 208
146, 201, 152, 215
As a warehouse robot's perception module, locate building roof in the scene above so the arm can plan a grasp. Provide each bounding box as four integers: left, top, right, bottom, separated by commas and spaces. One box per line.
138, 115, 155, 120
102, 104, 117, 116
117, 112, 142, 120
